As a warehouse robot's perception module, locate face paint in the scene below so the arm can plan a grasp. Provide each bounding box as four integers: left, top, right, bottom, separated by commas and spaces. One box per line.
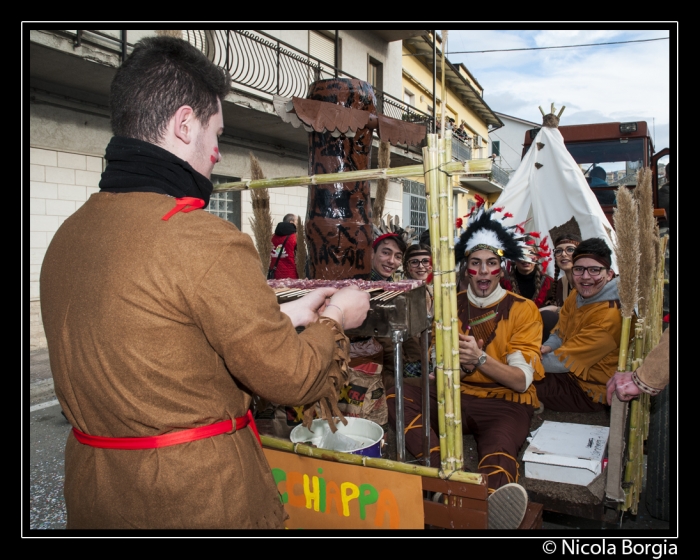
490, 268, 501, 275
468, 269, 478, 276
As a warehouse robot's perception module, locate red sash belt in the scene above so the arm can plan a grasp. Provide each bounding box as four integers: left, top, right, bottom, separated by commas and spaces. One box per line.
72, 410, 261, 450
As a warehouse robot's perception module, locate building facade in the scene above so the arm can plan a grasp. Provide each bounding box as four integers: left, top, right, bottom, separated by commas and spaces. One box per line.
28, 28, 502, 349
488, 112, 541, 180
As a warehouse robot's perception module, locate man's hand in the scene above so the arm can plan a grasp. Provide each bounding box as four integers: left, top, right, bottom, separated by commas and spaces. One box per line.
280, 287, 338, 328
321, 285, 371, 330
458, 333, 484, 374
606, 371, 642, 402
540, 345, 552, 354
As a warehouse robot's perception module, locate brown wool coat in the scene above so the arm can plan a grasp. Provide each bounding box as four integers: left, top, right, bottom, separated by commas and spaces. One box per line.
40, 192, 340, 529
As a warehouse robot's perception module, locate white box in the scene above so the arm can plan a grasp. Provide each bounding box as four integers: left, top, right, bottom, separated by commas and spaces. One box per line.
523, 421, 610, 486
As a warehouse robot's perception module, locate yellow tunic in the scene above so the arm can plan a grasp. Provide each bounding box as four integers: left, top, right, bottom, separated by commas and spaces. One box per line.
457, 291, 545, 408
551, 291, 622, 404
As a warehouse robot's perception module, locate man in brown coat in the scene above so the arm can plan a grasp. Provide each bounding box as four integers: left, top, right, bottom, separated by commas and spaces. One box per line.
39, 36, 369, 529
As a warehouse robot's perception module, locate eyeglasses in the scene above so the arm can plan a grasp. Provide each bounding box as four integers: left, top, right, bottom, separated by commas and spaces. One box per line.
408, 258, 431, 268
554, 247, 576, 256
572, 266, 606, 277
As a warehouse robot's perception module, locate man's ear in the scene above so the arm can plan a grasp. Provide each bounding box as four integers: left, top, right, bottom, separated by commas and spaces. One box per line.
172, 105, 196, 145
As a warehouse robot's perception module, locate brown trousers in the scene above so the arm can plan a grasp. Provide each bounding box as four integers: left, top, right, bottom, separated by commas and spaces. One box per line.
533, 372, 607, 412
388, 383, 534, 492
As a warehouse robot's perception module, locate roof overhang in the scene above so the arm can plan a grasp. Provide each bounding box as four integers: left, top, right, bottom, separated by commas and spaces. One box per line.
371, 30, 428, 42
404, 35, 503, 130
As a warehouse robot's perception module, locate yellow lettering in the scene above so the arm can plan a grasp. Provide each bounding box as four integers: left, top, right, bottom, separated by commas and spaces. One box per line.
303, 474, 321, 512
340, 482, 360, 517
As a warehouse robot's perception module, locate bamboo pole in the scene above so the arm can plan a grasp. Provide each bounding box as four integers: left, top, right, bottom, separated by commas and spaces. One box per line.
212, 160, 493, 193
424, 134, 447, 471
444, 132, 463, 471
261, 435, 483, 484
437, 130, 457, 473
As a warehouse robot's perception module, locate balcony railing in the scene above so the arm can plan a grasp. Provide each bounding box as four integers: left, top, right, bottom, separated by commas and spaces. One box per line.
185, 30, 434, 133
451, 136, 472, 162
491, 163, 509, 187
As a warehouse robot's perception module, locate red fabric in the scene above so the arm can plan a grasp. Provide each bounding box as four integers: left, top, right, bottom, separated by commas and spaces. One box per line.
72, 410, 261, 449
270, 233, 298, 279
161, 197, 205, 221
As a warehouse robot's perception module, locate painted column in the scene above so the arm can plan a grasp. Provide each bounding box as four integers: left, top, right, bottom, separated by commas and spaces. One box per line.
305, 78, 376, 280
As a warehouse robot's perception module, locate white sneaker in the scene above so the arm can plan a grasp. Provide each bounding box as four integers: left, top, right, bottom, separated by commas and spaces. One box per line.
488, 483, 528, 529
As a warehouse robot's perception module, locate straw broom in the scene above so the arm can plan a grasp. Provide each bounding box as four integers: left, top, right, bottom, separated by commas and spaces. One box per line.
372, 141, 392, 226
295, 215, 307, 280
613, 185, 640, 372
247, 154, 274, 276
613, 185, 643, 512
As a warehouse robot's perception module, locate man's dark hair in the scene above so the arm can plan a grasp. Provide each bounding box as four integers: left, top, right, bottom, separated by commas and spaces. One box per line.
283, 213, 296, 223
109, 36, 231, 143
377, 235, 407, 255
572, 237, 612, 265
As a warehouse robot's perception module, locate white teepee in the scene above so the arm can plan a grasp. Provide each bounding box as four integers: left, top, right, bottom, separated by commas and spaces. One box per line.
494, 125, 618, 277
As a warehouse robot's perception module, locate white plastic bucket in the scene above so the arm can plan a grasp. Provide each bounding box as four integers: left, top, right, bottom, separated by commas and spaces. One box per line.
290, 417, 384, 458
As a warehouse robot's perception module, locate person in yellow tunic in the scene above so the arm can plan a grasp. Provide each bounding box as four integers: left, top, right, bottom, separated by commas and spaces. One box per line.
387, 202, 545, 529
534, 237, 622, 411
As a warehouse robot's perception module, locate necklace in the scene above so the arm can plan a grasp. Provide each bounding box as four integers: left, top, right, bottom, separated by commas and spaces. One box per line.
466, 298, 502, 346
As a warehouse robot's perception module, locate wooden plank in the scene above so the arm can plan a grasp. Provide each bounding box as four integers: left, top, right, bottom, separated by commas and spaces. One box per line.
520, 502, 543, 530
424, 500, 488, 529
421, 475, 488, 500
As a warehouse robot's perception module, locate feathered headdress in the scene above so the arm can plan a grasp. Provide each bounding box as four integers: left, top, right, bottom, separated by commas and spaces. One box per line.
372, 214, 416, 249
520, 231, 554, 274
455, 194, 531, 264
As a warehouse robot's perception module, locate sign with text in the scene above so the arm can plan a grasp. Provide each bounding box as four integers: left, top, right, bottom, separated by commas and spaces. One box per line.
264, 448, 425, 529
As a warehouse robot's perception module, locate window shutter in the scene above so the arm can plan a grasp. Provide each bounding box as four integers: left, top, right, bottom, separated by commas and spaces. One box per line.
310, 31, 335, 66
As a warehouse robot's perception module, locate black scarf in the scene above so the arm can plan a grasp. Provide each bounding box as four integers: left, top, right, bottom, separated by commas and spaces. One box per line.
99, 136, 213, 207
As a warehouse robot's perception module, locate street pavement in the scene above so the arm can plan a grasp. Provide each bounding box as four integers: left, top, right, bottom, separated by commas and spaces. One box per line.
27, 347, 673, 533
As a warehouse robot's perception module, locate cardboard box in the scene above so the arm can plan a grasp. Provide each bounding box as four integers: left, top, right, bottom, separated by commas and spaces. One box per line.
523, 421, 610, 486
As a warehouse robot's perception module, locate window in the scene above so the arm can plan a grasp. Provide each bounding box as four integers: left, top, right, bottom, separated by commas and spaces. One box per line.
368, 57, 383, 91
402, 180, 427, 237
310, 31, 337, 67
492, 141, 501, 157
404, 88, 415, 107
207, 174, 241, 229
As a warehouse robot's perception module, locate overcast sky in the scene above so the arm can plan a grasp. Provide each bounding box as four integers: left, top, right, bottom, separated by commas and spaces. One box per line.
444, 28, 673, 158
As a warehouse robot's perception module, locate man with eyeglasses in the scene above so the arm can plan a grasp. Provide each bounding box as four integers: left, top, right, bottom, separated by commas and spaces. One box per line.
534, 237, 622, 412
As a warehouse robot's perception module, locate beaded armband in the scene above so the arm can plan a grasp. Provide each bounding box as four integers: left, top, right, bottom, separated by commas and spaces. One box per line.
632, 369, 662, 396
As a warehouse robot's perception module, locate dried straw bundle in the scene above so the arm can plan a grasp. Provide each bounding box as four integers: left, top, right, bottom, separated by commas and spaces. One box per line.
613, 185, 640, 375
247, 153, 273, 275
296, 214, 307, 279
634, 168, 656, 325
372, 141, 392, 225
613, 185, 640, 319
